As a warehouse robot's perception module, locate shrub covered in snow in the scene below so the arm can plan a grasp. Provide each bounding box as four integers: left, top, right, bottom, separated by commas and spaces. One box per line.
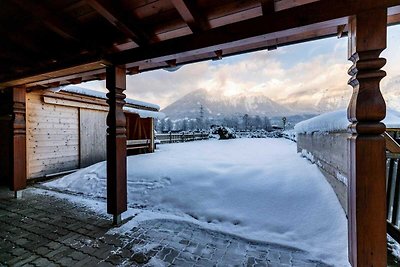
282, 130, 297, 142
236, 130, 283, 139
211, 126, 236, 139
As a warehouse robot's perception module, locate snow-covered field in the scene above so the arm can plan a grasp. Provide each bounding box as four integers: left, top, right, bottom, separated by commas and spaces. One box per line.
45, 138, 349, 266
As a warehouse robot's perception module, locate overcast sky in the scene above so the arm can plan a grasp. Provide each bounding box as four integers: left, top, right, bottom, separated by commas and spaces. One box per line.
78, 25, 400, 110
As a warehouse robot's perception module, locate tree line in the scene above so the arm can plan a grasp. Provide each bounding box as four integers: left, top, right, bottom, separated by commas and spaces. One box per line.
156, 114, 273, 133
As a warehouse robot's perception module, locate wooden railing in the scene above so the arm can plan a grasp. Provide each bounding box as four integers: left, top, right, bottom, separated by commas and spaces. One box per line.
156, 132, 209, 144
385, 130, 400, 243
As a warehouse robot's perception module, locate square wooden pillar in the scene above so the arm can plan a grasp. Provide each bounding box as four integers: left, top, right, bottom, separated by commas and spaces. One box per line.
106, 66, 127, 224
347, 8, 387, 267
0, 87, 27, 192
11, 86, 27, 192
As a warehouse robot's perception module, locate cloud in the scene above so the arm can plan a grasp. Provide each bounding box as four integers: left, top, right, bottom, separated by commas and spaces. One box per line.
77, 25, 400, 112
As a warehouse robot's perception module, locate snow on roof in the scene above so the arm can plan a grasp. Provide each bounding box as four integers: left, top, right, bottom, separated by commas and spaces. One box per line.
59, 86, 160, 110
295, 109, 400, 134
124, 106, 165, 119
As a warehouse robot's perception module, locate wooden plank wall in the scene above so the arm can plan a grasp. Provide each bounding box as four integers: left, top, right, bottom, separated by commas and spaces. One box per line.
26, 90, 155, 178
26, 92, 79, 178
80, 108, 107, 167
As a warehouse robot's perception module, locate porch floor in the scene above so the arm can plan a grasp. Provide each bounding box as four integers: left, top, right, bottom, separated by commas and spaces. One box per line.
0, 187, 329, 267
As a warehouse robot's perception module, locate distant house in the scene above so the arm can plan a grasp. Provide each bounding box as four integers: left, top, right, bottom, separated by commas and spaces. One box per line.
25, 86, 164, 180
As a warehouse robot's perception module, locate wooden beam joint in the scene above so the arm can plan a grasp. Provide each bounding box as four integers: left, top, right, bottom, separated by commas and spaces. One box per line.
86, 0, 151, 46
171, 0, 209, 33
261, 0, 275, 15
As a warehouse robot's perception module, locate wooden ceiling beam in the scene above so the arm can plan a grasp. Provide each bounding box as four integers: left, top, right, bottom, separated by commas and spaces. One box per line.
10, 0, 113, 54
171, 0, 209, 33
275, 0, 320, 11
110, 0, 400, 66
85, 0, 151, 46
0, 61, 107, 89
126, 26, 340, 73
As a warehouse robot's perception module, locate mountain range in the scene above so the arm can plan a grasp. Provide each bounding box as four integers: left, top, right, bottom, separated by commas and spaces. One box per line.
161, 89, 296, 119
161, 89, 345, 120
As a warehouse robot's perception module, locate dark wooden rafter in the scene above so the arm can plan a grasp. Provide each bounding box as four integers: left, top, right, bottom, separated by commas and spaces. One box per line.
170, 0, 210, 33
261, 0, 275, 15
85, 0, 152, 46
214, 50, 223, 60
67, 77, 83, 84
10, 0, 80, 41
166, 59, 177, 67
9, 0, 111, 54
127, 66, 140, 75
347, 8, 388, 267
110, 0, 400, 66
337, 24, 347, 38
0, 33, 42, 62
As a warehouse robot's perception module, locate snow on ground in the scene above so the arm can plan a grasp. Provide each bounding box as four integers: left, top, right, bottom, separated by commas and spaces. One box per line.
44, 138, 349, 266
388, 235, 400, 261
295, 109, 400, 134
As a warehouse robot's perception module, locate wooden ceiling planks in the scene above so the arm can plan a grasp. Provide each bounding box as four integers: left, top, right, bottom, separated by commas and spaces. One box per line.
1, 0, 400, 90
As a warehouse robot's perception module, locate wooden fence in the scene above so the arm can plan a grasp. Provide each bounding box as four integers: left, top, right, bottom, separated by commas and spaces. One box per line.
156, 132, 209, 144
386, 129, 400, 243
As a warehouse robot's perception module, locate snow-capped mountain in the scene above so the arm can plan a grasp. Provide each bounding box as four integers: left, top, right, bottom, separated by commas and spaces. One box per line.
161, 89, 292, 119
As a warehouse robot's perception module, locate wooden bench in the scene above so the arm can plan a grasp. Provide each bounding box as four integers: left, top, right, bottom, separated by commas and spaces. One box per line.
126, 139, 151, 151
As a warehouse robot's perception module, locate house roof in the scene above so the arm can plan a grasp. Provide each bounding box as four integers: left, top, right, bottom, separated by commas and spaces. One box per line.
59, 86, 160, 110
1, 0, 400, 90
44, 86, 164, 118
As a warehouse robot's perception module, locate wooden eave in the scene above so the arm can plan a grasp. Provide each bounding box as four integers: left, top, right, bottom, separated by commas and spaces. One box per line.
40, 90, 159, 112
1, 0, 400, 90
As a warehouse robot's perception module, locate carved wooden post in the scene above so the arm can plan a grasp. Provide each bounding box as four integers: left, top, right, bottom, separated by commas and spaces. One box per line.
106, 66, 127, 225
11, 86, 27, 196
347, 8, 387, 267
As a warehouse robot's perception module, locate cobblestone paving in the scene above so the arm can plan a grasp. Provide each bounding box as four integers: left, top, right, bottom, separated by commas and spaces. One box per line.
0, 188, 331, 267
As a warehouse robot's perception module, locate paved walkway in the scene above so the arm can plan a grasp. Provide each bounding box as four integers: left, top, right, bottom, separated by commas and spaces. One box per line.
1, 187, 332, 266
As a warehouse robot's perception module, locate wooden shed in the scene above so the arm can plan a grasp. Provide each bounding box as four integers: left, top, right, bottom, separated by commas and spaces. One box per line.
25, 86, 163, 180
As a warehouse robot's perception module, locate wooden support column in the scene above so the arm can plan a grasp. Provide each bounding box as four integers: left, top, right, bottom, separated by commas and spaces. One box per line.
347, 8, 387, 267
11, 86, 27, 194
106, 66, 127, 225
150, 118, 155, 153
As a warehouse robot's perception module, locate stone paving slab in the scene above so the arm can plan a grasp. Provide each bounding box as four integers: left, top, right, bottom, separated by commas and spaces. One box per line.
0, 188, 332, 267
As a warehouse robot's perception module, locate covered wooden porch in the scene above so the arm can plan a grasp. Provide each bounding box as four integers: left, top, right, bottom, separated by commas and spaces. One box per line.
1, 0, 400, 265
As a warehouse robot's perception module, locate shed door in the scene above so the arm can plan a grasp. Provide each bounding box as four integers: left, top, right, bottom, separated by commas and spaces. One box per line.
79, 108, 107, 167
